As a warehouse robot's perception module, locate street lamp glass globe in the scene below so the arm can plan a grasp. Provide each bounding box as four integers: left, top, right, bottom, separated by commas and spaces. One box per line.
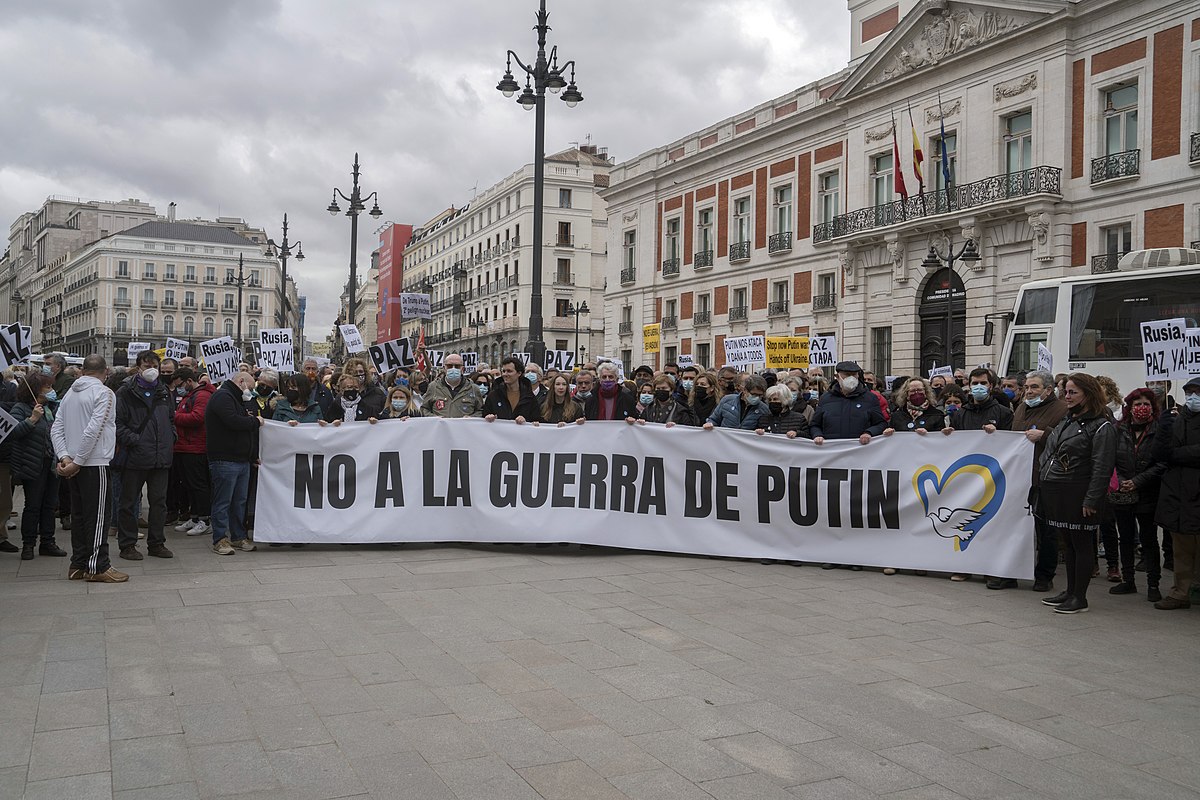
545, 72, 566, 94
561, 83, 582, 108
921, 247, 942, 272
496, 71, 520, 97
327, 200, 340, 216
296, 248, 305, 261
369, 203, 382, 219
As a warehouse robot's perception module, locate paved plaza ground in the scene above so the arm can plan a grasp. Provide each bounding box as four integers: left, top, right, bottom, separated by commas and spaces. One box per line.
1, 532, 1199, 800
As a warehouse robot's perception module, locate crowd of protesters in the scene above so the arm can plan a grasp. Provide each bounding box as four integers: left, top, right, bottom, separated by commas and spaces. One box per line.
0, 350, 1196, 617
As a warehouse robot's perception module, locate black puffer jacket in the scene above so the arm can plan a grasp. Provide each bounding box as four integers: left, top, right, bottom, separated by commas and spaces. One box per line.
1154, 410, 1200, 534
1117, 419, 1167, 514
1039, 412, 1117, 509
950, 396, 1013, 431
759, 407, 810, 437
484, 381, 544, 422
889, 404, 946, 433
115, 379, 176, 470
809, 384, 886, 439
639, 399, 698, 426
8, 401, 55, 481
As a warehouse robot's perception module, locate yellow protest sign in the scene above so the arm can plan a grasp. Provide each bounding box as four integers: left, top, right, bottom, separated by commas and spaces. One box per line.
643, 323, 661, 354
764, 336, 809, 369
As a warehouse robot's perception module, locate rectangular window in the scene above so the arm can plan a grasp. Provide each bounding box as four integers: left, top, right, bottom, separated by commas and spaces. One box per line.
665, 218, 680, 260
665, 299, 677, 319
184, 291, 195, 306
733, 197, 751, 244
621, 306, 632, 324
143, 262, 156, 279
204, 292, 215, 308
930, 133, 956, 192
696, 342, 710, 366
117, 260, 129, 278
621, 349, 632, 369
116, 287, 128, 301
142, 288, 154, 304
223, 293, 234, 309
164, 263, 176, 280
818, 273, 836, 297
733, 287, 747, 308
698, 293, 710, 313
818, 171, 840, 224
559, 189, 572, 209
772, 185, 792, 234
249, 295, 260, 310
871, 152, 894, 205
555, 298, 571, 317
205, 266, 215, 283
772, 281, 787, 303
623, 230, 637, 270
871, 327, 893, 378
697, 208, 713, 254
555, 258, 571, 284
1004, 111, 1033, 174
1104, 84, 1138, 155
665, 345, 677, 364
557, 221, 572, 247
1101, 223, 1133, 257
185, 265, 195, 281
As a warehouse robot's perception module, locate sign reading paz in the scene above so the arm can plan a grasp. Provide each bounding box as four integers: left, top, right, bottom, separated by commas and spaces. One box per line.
368, 337, 416, 373
199, 336, 241, 384
764, 337, 809, 369
1140, 318, 1187, 381
724, 336, 765, 366
808, 335, 838, 368
339, 324, 367, 354
544, 350, 576, 371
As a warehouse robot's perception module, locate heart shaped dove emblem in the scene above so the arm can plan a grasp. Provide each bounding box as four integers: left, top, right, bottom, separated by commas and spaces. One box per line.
912, 454, 1006, 552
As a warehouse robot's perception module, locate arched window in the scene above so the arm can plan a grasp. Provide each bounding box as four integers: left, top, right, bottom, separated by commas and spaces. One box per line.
183, 316, 194, 336
163, 315, 174, 335
204, 317, 214, 336
116, 313, 128, 333
224, 319, 234, 336
142, 314, 154, 334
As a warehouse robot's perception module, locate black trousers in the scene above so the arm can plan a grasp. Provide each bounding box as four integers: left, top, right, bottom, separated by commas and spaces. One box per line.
166, 455, 189, 519
117, 468, 168, 550
69, 466, 110, 574
177, 453, 211, 518
1115, 507, 1161, 585
19, 463, 59, 546
1062, 527, 1096, 602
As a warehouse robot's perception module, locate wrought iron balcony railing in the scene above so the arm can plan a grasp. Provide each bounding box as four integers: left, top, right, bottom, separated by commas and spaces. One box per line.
662, 258, 680, 277
768, 231, 792, 254
693, 310, 711, 327
1091, 252, 1127, 274
729, 241, 751, 262
661, 315, 677, 330
813, 293, 837, 310
814, 165, 1062, 243
728, 305, 748, 321
768, 300, 789, 316
620, 267, 636, 285
1091, 150, 1140, 184
556, 235, 574, 247
553, 272, 574, 286
694, 249, 713, 269
618, 321, 633, 335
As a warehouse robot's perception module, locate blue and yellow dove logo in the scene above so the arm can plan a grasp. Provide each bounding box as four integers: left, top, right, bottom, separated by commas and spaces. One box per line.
912, 455, 1006, 552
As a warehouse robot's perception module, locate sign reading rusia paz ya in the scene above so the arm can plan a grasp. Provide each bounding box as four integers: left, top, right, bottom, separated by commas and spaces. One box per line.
255, 420, 1035, 578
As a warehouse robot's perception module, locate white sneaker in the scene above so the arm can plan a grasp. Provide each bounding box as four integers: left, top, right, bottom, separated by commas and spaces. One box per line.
187, 520, 210, 536
212, 538, 234, 555
174, 518, 197, 532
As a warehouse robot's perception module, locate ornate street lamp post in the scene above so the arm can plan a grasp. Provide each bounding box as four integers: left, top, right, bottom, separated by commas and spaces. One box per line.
326, 155, 382, 334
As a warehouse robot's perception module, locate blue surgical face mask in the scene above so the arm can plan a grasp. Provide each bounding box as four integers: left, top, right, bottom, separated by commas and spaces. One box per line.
1003, 388, 1016, 400
970, 384, 990, 400
575, 390, 592, 400
445, 368, 462, 382
681, 380, 694, 392
746, 395, 762, 407
638, 393, 653, 406
44, 389, 58, 403
946, 403, 961, 413
41, 366, 52, 376
525, 372, 539, 383
1186, 394, 1200, 413
392, 398, 408, 412
397, 377, 409, 387
1025, 395, 1044, 408
477, 383, 488, 395
807, 389, 819, 401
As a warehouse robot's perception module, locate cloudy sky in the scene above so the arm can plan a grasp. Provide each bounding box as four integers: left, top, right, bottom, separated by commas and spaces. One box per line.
0, 0, 850, 340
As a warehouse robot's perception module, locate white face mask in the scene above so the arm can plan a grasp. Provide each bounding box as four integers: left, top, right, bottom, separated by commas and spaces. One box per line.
839, 376, 859, 393
140, 368, 159, 383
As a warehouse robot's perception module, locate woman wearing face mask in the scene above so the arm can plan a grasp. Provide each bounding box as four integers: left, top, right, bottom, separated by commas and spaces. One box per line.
342, 358, 388, 417
9, 374, 67, 561
633, 380, 654, 416
483, 357, 543, 424
582, 363, 638, 421
636, 373, 698, 427
1108, 388, 1167, 602
473, 374, 491, 399
275, 374, 323, 425
382, 384, 428, 421
252, 369, 279, 420
884, 378, 945, 436
689, 372, 718, 423
1037, 373, 1117, 614
410, 370, 430, 409
752, 384, 809, 439
322, 374, 383, 425
541, 374, 585, 425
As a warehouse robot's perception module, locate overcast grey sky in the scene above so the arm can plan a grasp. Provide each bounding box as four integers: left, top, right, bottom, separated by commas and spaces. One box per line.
0, 0, 850, 341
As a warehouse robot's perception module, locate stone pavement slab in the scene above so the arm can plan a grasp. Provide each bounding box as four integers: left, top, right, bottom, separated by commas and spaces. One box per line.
1, 534, 1199, 799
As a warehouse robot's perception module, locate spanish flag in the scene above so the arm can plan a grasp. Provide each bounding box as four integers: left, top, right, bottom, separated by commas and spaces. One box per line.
908, 104, 924, 193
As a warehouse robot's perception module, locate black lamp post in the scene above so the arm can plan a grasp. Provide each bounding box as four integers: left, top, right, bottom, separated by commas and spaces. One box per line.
567, 300, 589, 363
264, 213, 304, 331
496, 0, 583, 368
469, 313, 485, 357
327, 154, 382, 335
921, 237, 980, 369
225, 254, 249, 356
11, 288, 23, 322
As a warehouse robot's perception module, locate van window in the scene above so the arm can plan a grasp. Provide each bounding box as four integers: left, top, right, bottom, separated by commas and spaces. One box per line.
1014, 287, 1056, 324
1070, 276, 1200, 360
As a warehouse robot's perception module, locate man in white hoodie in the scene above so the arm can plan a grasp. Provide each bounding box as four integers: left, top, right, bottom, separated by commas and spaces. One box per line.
50, 355, 127, 583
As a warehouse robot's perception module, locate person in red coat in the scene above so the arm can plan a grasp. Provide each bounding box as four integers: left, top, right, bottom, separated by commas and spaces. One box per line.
171, 369, 216, 536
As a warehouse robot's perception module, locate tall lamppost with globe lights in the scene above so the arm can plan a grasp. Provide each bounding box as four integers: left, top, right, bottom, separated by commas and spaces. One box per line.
495, 0, 583, 368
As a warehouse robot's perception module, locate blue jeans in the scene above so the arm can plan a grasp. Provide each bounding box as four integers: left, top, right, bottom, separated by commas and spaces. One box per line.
209, 461, 250, 544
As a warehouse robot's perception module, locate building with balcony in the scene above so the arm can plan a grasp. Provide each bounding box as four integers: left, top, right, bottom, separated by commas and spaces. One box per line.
602, 0, 1200, 377
400, 144, 611, 367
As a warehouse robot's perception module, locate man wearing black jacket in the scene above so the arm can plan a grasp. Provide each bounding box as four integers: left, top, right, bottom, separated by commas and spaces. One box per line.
583, 363, 639, 421
205, 371, 263, 556
115, 352, 176, 560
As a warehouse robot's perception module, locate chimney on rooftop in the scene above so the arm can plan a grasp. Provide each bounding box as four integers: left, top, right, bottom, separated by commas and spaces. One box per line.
167, 202, 176, 222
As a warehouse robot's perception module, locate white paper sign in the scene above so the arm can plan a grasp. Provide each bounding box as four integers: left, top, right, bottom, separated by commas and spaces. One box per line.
367, 337, 416, 373
724, 336, 766, 366
543, 350, 576, 371
259, 328, 295, 373
0, 406, 18, 445
400, 293, 432, 320
512, 352, 533, 367
165, 337, 190, 361
808, 335, 838, 368
1141, 318, 1187, 381
0, 323, 31, 371
339, 324, 366, 354
1036, 343, 1053, 374
126, 342, 151, 366
677, 354, 694, 368
199, 336, 241, 384
463, 352, 478, 375
928, 365, 954, 379
1186, 328, 1200, 378
424, 349, 445, 371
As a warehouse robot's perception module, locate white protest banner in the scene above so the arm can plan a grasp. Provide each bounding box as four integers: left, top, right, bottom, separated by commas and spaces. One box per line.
399, 293, 432, 320
677, 354, 694, 368
255, 421, 1034, 578
126, 342, 151, 366
0, 323, 32, 371
512, 351, 533, 366
259, 328, 295, 373
1036, 343, 1053, 374
808, 335, 838, 368
1140, 318, 1187, 381
463, 352, 479, 374
165, 337, 190, 361
543, 350, 576, 371
339, 324, 366, 354
723, 335, 766, 366
928, 365, 953, 380
0, 406, 18, 445
368, 337, 416, 373
199, 336, 241, 384
1187, 328, 1200, 378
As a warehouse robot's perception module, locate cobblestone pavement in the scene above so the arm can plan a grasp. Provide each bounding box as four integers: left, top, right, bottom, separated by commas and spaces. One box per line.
1, 532, 1199, 800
